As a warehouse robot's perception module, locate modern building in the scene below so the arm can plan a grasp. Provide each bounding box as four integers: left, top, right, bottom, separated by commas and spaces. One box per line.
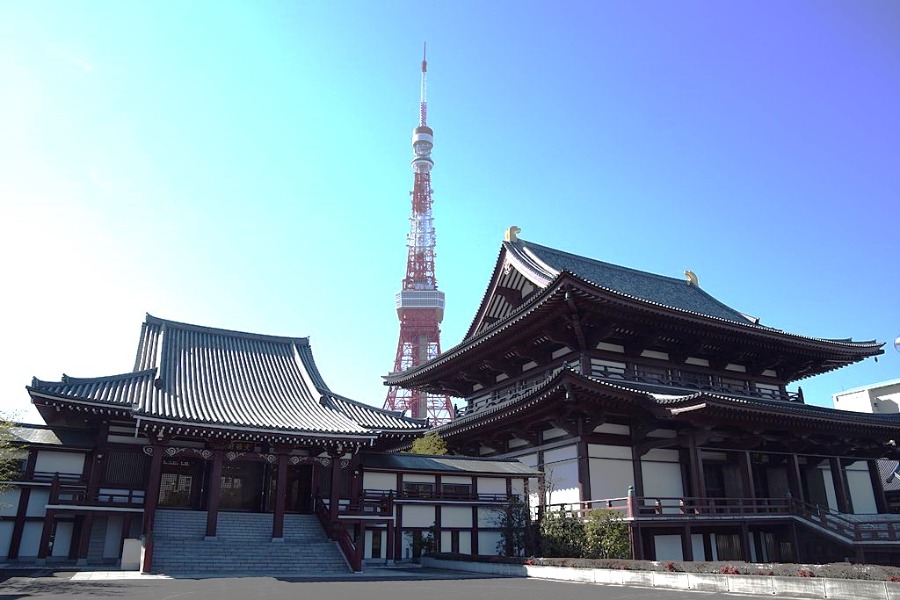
386, 228, 900, 565
0, 315, 536, 573
834, 379, 900, 512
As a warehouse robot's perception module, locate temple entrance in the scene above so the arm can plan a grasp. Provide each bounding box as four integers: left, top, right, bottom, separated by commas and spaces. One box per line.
159, 458, 206, 509
220, 461, 264, 511
263, 464, 314, 513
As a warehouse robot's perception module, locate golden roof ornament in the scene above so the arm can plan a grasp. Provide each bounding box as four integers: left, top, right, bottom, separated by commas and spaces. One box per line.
505, 226, 521, 242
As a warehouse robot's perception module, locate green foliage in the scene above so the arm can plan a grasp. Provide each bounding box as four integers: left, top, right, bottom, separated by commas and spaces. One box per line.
537, 508, 630, 559
582, 509, 630, 559
405, 522, 436, 561
539, 509, 584, 558
408, 432, 448, 455
0, 415, 24, 493
494, 495, 535, 556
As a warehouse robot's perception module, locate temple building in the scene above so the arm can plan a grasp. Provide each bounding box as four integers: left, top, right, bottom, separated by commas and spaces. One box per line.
386, 228, 900, 565
0, 315, 535, 573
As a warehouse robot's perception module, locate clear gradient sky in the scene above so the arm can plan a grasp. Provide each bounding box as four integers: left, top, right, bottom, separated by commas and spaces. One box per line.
1, 1, 899, 424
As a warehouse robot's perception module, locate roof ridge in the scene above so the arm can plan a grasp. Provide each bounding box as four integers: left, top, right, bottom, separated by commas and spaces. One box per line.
31, 368, 157, 388
327, 391, 429, 425
144, 313, 310, 345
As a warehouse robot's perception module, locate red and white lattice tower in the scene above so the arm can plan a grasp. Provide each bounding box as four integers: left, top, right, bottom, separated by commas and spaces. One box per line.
384, 46, 454, 425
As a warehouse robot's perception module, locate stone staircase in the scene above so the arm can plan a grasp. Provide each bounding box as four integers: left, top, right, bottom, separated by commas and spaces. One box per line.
151, 510, 351, 575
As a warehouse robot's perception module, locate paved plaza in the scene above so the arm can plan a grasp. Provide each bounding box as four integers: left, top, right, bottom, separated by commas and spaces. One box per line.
0, 568, 780, 600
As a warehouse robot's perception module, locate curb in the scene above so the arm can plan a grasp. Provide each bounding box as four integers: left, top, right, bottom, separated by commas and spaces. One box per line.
422, 558, 900, 600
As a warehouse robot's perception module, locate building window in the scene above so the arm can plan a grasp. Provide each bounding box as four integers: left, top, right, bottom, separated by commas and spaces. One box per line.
441, 483, 472, 499
403, 482, 435, 498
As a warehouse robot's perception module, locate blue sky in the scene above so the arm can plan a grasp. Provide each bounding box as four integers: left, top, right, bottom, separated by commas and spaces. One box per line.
1, 1, 898, 423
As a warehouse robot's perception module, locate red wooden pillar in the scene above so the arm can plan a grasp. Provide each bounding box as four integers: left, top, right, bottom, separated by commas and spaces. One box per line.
141, 444, 165, 573
869, 460, 888, 514
787, 454, 806, 504
741, 451, 756, 502
681, 524, 694, 561
8, 450, 37, 560
329, 454, 342, 525
687, 435, 706, 503
36, 475, 59, 562
205, 449, 224, 539
830, 457, 851, 513
386, 521, 395, 564
272, 453, 288, 540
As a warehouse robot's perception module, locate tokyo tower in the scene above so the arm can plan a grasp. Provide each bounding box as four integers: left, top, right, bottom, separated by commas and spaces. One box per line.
384, 46, 454, 425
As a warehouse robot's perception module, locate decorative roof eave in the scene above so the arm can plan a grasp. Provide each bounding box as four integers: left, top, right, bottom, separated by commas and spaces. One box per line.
29, 391, 135, 419
434, 369, 655, 439
435, 370, 900, 442
386, 272, 882, 388
137, 416, 379, 447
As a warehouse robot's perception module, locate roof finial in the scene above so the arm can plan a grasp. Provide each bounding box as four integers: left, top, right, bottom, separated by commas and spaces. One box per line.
505, 226, 521, 242
684, 270, 698, 287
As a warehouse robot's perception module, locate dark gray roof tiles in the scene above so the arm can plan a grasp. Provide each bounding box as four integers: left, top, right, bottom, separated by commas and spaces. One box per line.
361, 453, 538, 475
507, 239, 760, 325
30, 315, 427, 438
30, 370, 156, 407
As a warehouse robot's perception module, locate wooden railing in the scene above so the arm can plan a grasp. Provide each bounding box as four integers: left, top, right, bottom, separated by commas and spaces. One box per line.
542, 495, 900, 546
361, 488, 510, 504
314, 496, 361, 572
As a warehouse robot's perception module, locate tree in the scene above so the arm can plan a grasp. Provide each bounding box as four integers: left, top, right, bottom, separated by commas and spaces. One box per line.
409, 432, 448, 455
582, 508, 631, 559
538, 509, 584, 558
0, 414, 23, 495
495, 494, 535, 556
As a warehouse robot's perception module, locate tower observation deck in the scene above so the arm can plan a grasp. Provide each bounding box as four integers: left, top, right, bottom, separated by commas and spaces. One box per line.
384, 47, 454, 425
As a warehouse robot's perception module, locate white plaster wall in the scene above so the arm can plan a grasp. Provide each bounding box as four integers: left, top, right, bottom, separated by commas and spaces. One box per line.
479, 531, 502, 556
103, 515, 123, 559
442, 476, 471, 485
402, 474, 435, 484
692, 533, 704, 561
51, 521, 73, 558
442, 506, 472, 528
0, 490, 20, 516
820, 465, 839, 511
546, 459, 579, 505
0, 522, 13, 557
589, 458, 633, 502
459, 531, 472, 554
26, 490, 49, 517
594, 423, 630, 435
363, 472, 396, 491
654, 534, 683, 561
542, 427, 568, 441
477, 507, 500, 528
402, 505, 435, 528
834, 389, 874, 413
19, 522, 41, 558
476, 477, 505, 495
642, 449, 684, 499
518, 454, 541, 509
847, 461, 878, 514
440, 531, 452, 553
34, 451, 85, 475
511, 479, 524, 496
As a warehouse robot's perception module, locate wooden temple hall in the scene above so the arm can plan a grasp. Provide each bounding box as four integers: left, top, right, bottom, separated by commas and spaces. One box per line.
385, 227, 900, 565
4, 228, 900, 572
2, 316, 536, 573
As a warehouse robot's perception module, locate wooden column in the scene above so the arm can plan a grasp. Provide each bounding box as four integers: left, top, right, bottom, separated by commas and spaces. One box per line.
869, 460, 888, 514
75, 514, 94, 565
787, 454, 805, 504
829, 457, 851, 513
687, 435, 706, 500
140, 444, 165, 573
631, 443, 645, 499
272, 453, 288, 540
681, 524, 694, 561
7, 450, 36, 560
386, 521, 395, 564
741, 452, 756, 504
702, 533, 713, 561
36, 475, 59, 561
205, 449, 224, 539
576, 439, 592, 503
329, 453, 342, 524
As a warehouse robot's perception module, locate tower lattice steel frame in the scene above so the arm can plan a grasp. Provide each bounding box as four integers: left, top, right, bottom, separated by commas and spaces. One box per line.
384, 46, 454, 425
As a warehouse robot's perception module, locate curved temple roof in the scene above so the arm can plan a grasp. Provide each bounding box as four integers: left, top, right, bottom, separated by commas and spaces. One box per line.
30, 314, 427, 442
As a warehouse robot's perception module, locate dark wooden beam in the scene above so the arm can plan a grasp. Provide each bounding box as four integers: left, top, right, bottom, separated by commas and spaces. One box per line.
494, 285, 523, 307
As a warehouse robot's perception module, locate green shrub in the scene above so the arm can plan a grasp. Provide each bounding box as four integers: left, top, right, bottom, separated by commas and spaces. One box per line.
539, 509, 585, 557
582, 508, 630, 559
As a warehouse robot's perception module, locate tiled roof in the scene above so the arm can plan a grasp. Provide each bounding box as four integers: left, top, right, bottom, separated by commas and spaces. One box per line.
361, 453, 538, 475
507, 239, 755, 324
3, 424, 94, 448
30, 315, 426, 439
437, 369, 900, 436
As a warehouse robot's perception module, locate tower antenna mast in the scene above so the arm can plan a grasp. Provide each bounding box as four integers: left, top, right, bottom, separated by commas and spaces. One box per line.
384, 45, 454, 425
